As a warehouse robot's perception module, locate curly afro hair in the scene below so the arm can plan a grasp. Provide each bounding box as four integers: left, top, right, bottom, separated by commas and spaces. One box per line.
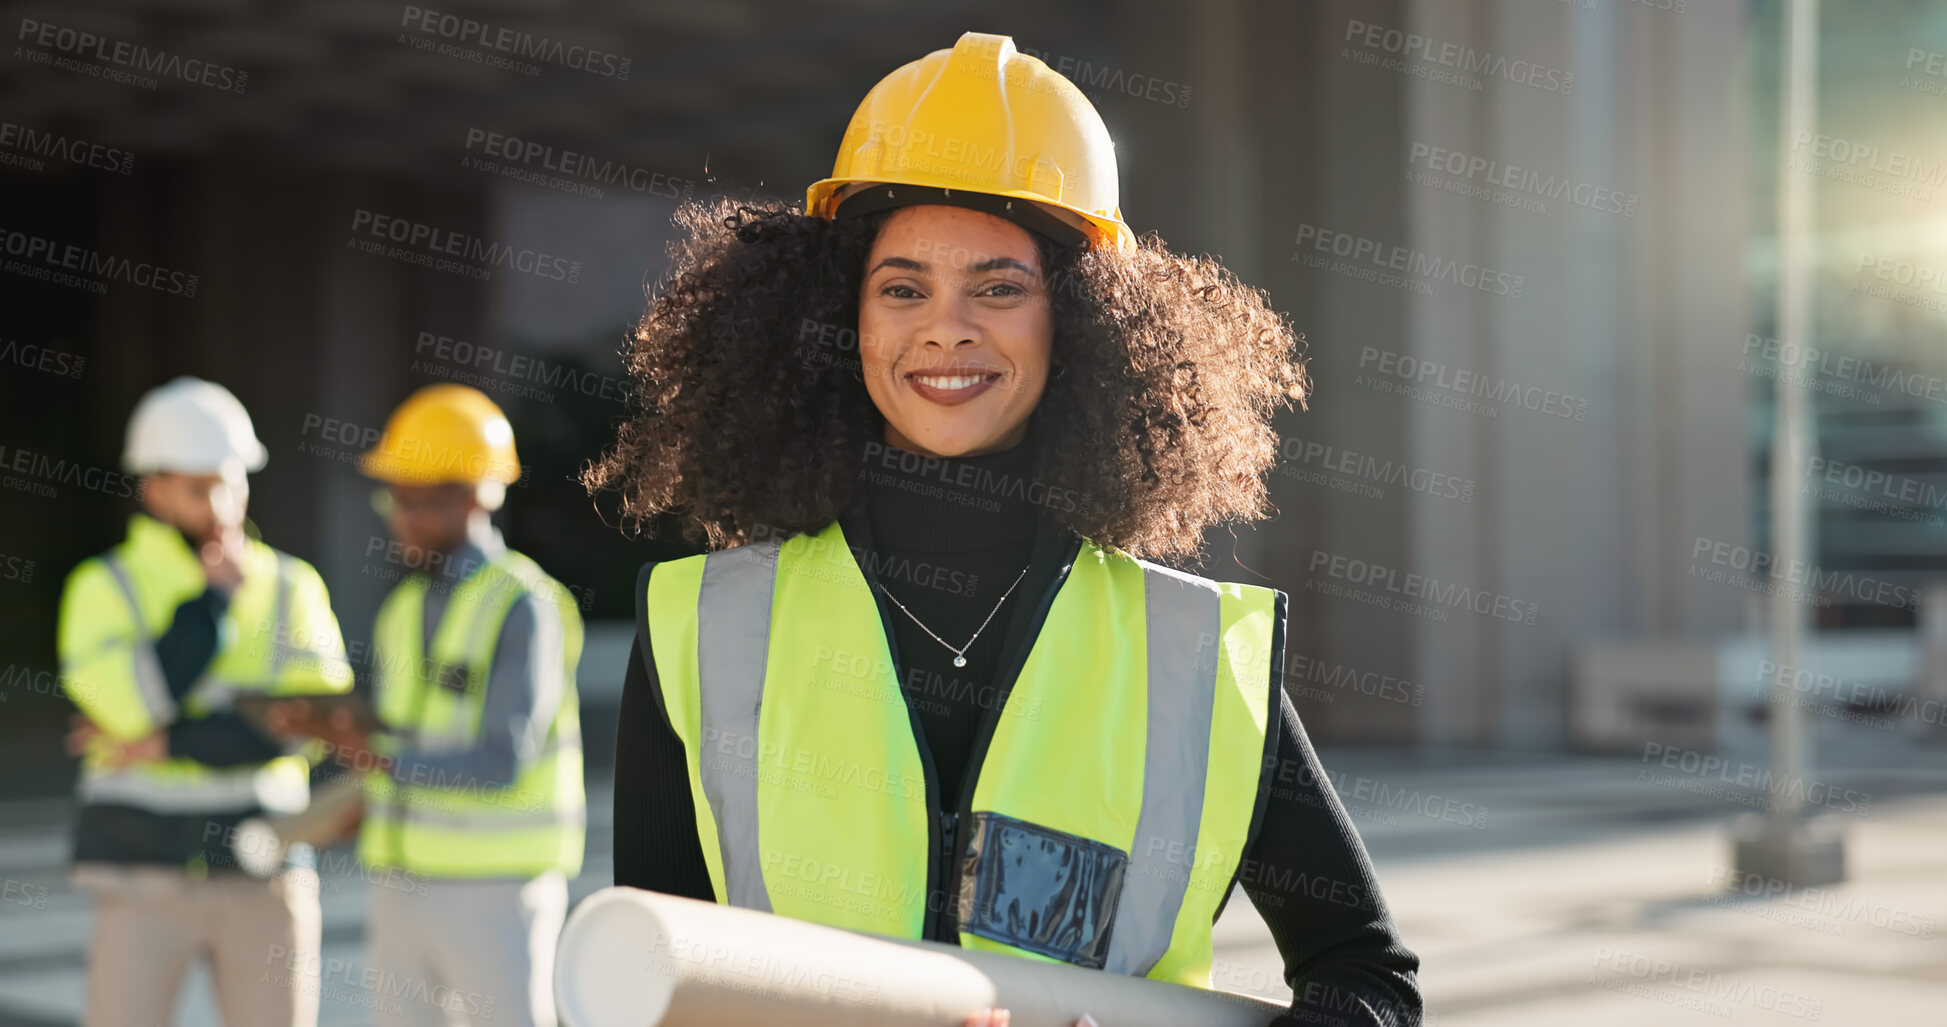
583, 195, 1309, 562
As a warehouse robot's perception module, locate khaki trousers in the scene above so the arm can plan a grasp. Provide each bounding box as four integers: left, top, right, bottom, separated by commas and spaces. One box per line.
76, 864, 323, 1027
367, 870, 568, 1027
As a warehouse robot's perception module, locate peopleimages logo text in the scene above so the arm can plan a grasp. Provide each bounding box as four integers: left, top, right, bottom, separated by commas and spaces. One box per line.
1293, 224, 1524, 298
1343, 19, 1573, 94
1791, 132, 1947, 186
347, 209, 581, 283
1357, 347, 1586, 419
1308, 550, 1541, 625
0, 228, 198, 296
0, 121, 134, 175
0, 443, 141, 499
15, 18, 248, 92
1407, 143, 1638, 217
398, 6, 630, 79
413, 331, 628, 404
462, 130, 690, 199
1690, 536, 1919, 610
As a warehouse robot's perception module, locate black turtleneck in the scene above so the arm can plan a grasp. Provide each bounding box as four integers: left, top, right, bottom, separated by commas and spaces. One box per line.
610, 436, 1422, 1026
855, 436, 1048, 801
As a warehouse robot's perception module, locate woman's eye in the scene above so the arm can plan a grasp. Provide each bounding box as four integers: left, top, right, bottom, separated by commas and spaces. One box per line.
881, 284, 923, 299
982, 281, 1027, 298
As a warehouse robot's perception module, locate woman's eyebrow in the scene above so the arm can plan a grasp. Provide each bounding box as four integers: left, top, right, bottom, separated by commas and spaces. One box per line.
868, 255, 1039, 277
868, 256, 927, 276
970, 256, 1037, 276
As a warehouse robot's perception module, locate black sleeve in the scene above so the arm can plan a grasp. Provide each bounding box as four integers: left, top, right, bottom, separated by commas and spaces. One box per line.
155, 587, 230, 700
611, 563, 715, 900
1245, 691, 1424, 1027
167, 712, 283, 767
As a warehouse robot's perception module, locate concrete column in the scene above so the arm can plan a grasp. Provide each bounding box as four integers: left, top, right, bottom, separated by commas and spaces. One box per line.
1394, 0, 1749, 748
1268, 0, 1420, 743
310, 177, 493, 646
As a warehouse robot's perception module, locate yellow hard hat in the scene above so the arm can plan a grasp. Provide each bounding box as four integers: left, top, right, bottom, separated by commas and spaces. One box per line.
360, 384, 521, 487
805, 32, 1136, 252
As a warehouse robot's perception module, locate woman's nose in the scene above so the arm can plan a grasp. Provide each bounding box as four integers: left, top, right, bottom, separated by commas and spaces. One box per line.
918, 296, 981, 350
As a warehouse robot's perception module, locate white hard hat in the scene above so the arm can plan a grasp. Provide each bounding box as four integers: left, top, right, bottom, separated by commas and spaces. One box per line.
123, 376, 268, 477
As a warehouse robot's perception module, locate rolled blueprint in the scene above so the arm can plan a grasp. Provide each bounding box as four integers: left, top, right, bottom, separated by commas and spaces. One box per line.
555, 886, 1284, 1027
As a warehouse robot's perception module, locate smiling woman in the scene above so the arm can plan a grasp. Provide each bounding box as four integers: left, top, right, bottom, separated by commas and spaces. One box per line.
585, 30, 1419, 1027
583, 189, 1306, 559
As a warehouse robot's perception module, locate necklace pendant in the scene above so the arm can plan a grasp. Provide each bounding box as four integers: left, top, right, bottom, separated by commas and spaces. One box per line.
953, 655, 967, 668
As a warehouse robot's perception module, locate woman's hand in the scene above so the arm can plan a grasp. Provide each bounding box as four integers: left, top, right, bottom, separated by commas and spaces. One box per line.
962, 1012, 1100, 1026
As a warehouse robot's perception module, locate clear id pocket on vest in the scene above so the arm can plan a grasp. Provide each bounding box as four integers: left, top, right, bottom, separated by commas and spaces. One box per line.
957, 810, 1126, 969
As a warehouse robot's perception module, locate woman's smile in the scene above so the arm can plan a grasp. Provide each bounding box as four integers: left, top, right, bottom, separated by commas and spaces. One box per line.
905, 365, 1006, 406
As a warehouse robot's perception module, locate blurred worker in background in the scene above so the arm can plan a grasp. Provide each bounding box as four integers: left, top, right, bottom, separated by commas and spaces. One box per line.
57, 376, 355, 1027
278, 383, 584, 1027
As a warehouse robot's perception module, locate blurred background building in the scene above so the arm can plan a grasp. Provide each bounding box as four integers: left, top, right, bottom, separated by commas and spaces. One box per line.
2, 0, 1944, 1024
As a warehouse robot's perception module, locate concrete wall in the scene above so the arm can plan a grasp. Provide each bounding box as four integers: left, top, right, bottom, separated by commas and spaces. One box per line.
1115, 0, 1751, 747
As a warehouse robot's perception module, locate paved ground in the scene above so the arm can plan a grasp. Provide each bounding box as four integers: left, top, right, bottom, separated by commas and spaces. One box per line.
2, 748, 1943, 1025
1212, 753, 1947, 1025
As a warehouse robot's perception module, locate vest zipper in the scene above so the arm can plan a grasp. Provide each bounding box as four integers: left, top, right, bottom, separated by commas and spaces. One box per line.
846, 511, 1082, 945
942, 531, 1083, 943
938, 810, 960, 932
855, 544, 949, 941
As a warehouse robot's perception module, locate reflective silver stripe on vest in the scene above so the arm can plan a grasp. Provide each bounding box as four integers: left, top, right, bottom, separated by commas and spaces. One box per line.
99, 556, 177, 726
695, 540, 782, 913
1103, 562, 1223, 976
184, 679, 266, 712
411, 713, 584, 757
379, 799, 588, 832
268, 554, 293, 678
79, 761, 308, 815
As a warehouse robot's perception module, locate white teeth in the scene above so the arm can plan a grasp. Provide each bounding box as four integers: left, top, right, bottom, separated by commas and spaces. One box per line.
912, 374, 986, 390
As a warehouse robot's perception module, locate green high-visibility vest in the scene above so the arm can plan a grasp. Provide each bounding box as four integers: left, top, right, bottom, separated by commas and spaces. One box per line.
58, 514, 354, 820
360, 548, 586, 879
645, 520, 1279, 987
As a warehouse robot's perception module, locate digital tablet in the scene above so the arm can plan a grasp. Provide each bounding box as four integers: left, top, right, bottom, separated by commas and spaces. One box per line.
231, 691, 385, 737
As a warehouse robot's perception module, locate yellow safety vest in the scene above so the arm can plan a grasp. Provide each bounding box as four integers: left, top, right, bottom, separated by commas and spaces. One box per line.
645, 520, 1278, 986
57, 514, 353, 820
359, 548, 586, 879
